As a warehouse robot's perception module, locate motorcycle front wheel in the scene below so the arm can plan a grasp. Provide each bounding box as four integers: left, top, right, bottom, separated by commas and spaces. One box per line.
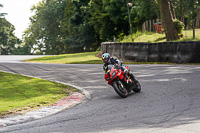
112, 81, 128, 98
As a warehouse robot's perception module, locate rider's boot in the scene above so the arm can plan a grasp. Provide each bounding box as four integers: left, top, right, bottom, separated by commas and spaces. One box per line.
129, 71, 137, 83
122, 66, 129, 78
122, 66, 136, 83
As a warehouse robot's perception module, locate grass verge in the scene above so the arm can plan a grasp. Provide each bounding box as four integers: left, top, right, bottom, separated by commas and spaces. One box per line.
121, 29, 200, 43
0, 71, 77, 118
24, 51, 103, 64
122, 31, 166, 43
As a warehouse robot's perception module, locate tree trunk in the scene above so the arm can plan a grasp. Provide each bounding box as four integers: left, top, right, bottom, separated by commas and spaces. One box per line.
193, 20, 196, 39
169, 0, 176, 19
197, 11, 200, 28
158, 0, 179, 41
196, 0, 200, 28
180, 0, 184, 22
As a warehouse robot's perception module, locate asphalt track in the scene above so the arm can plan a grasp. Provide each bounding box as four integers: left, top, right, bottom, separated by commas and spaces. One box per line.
0, 56, 200, 133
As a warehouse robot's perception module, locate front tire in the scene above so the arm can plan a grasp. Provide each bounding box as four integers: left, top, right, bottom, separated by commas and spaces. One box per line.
112, 81, 128, 98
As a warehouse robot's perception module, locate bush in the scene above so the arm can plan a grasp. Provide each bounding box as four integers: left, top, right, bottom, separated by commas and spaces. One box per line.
173, 19, 185, 36
118, 33, 125, 41
96, 46, 101, 52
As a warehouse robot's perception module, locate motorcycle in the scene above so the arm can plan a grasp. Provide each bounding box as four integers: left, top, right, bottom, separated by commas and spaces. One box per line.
104, 65, 141, 98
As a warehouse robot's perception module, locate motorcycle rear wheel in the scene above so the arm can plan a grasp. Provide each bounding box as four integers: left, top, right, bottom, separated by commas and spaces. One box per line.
132, 80, 141, 93
112, 81, 128, 98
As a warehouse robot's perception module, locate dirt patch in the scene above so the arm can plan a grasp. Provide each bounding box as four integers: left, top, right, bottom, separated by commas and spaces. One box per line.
96, 51, 102, 58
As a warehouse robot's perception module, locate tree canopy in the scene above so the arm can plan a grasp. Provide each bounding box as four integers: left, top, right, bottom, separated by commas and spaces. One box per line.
1, 0, 200, 55
23, 0, 159, 55
0, 4, 22, 55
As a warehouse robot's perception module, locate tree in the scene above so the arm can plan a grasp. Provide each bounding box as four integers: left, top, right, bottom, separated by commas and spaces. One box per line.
180, 0, 184, 22
64, 0, 97, 52
0, 18, 20, 55
24, 0, 67, 55
27, 0, 200, 54
89, 0, 116, 42
158, 0, 179, 41
196, 0, 200, 28
131, 0, 158, 32
0, 4, 21, 55
0, 4, 7, 18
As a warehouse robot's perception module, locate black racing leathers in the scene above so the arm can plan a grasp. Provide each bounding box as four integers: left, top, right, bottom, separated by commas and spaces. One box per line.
103, 57, 136, 81
103, 57, 122, 71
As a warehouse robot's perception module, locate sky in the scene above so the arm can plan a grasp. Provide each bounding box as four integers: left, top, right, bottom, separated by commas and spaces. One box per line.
0, 0, 41, 39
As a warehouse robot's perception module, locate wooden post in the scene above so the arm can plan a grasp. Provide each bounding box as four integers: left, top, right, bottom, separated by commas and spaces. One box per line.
193, 20, 196, 39
196, 18, 200, 28
156, 19, 159, 33
142, 22, 146, 32
150, 20, 152, 32
146, 21, 148, 32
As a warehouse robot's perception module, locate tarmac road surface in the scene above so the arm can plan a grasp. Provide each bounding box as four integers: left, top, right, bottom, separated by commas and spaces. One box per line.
0, 56, 200, 133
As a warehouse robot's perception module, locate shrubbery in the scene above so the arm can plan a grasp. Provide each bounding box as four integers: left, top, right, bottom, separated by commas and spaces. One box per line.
173, 19, 185, 37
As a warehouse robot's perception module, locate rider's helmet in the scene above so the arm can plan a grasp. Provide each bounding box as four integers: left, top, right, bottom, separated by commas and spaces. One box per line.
102, 53, 110, 63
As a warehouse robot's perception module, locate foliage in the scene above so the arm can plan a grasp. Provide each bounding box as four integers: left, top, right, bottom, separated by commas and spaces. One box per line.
0, 18, 21, 55
1, 0, 200, 55
173, 0, 198, 26
0, 4, 23, 55
0, 4, 7, 18
23, 0, 66, 55
65, 0, 97, 52
173, 19, 185, 36
23, 0, 160, 55
131, 0, 159, 31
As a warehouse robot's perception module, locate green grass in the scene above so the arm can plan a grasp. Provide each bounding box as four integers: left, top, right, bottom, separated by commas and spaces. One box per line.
0, 71, 77, 118
122, 31, 166, 43
121, 29, 200, 43
24, 51, 103, 64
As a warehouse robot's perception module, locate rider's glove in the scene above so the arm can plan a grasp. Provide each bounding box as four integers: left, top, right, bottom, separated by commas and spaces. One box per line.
103, 65, 108, 71
122, 66, 129, 75
107, 70, 111, 77
114, 63, 119, 68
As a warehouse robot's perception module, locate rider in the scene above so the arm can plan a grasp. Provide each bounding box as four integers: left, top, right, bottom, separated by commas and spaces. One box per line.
102, 53, 136, 82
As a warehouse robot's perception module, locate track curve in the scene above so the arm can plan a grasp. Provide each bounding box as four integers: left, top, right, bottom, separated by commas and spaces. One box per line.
0, 60, 200, 133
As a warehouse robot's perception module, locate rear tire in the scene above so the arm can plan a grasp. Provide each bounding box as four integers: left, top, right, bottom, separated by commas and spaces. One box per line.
132, 80, 141, 93
112, 81, 128, 98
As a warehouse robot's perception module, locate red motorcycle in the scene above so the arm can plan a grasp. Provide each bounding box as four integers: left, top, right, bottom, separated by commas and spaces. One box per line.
104, 65, 141, 98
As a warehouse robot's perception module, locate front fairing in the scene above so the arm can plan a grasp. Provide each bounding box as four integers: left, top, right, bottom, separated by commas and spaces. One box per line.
104, 65, 124, 85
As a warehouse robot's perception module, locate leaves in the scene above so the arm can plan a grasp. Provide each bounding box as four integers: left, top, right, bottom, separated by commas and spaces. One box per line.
22, 0, 160, 54
22, 0, 200, 54
0, 3, 22, 55
0, 18, 20, 55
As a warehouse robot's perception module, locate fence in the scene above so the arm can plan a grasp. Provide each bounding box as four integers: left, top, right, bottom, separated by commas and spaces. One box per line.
142, 19, 162, 33
142, 19, 200, 39
101, 41, 200, 63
